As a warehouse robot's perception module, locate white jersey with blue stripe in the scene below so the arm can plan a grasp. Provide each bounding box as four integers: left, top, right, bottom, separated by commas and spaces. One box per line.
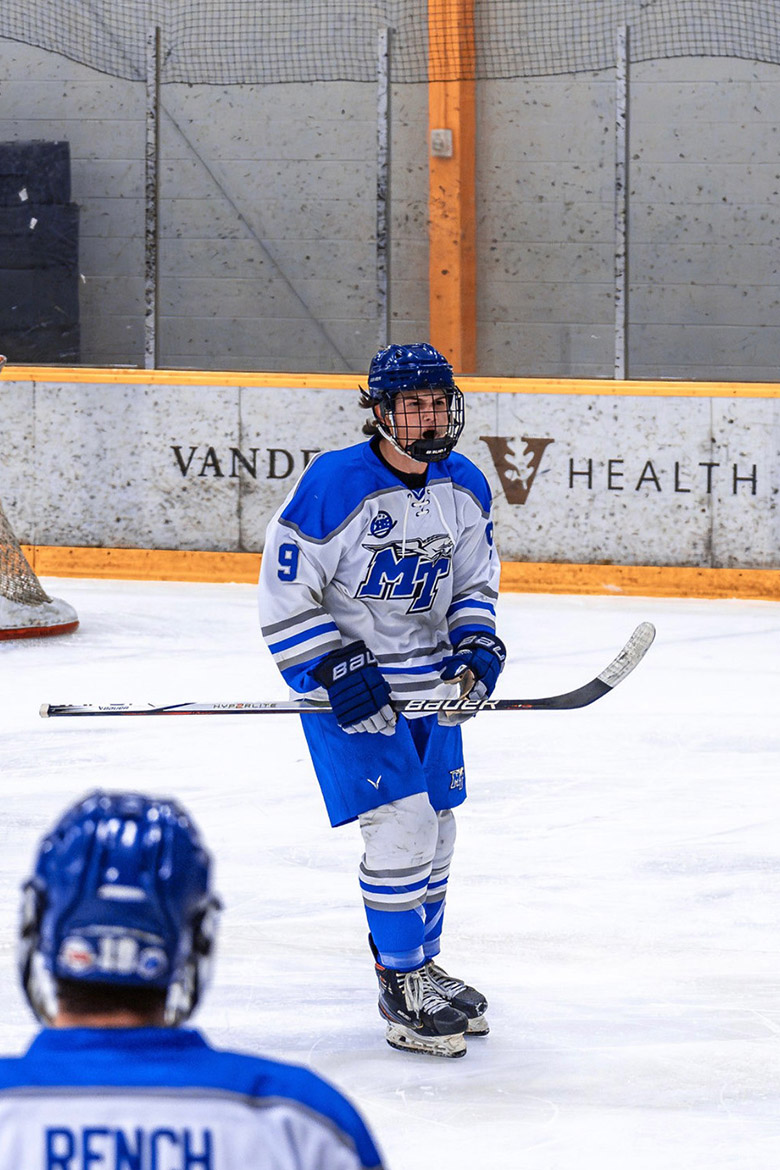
0, 1028, 384, 1170
258, 440, 500, 702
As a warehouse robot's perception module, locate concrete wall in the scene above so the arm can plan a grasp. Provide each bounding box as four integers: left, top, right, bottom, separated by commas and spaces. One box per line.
1, 40, 779, 379
476, 75, 616, 377
628, 58, 780, 381
477, 58, 780, 379
0, 43, 428, 371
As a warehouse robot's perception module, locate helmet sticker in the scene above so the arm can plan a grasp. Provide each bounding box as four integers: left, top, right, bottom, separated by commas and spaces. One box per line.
58, 936, 97, 975
58, 933, 169, 980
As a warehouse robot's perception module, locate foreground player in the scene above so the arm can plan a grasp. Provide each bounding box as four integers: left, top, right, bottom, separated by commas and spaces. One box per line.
0, 790, 384, 1169
259, 343, 504, 1058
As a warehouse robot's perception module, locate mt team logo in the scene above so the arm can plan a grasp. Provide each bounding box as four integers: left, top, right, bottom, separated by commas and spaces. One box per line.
357, 533, 454, 613
449, 767, 465, 791
479, 436, 554, 505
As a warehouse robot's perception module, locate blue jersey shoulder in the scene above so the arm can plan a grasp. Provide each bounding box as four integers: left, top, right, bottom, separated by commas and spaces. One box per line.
0, 1029, 382, 1169
280, 443, 492, 541
194, 1044, 382, 1168
279, 442, 387, 542
432, 450, 492, 513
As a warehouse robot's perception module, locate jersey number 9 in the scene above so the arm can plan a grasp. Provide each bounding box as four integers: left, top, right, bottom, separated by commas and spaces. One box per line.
277, 543, 300, 581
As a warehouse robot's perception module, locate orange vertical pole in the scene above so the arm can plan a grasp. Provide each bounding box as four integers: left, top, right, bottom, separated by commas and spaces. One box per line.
428, 0, 477, 373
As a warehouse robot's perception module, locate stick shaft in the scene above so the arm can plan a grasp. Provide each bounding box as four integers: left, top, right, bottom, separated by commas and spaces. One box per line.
41, 623, 655, 719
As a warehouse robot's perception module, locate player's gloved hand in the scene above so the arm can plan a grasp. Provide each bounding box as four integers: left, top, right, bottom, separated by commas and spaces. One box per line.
438, 631, 506, 725
313, 641, 397, 736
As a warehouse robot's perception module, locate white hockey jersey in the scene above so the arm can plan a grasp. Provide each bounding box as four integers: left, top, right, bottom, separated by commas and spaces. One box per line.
258, 440, 500, 704
0, 1027, 383, 1170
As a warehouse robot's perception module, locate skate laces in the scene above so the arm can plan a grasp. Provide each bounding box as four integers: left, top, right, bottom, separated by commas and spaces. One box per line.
426, 962, 466, 996
402, 968, 451, 1017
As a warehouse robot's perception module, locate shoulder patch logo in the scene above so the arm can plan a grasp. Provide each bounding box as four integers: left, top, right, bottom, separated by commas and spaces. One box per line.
370, 510, 396, 538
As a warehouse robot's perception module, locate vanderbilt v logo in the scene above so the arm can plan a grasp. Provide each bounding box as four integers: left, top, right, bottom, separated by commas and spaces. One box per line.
479, 436, 554, 505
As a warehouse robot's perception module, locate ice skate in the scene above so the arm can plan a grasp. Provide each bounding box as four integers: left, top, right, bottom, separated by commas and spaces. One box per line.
375, 961, 468, 1057
426, 961, 489, 1035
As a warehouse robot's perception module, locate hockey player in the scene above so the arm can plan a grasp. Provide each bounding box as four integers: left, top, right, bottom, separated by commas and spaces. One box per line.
258, 343, 505, 1058
0, 790, 384, 1169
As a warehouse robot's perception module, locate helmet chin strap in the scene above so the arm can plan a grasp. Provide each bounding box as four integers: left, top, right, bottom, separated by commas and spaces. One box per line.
375, 409, 455, 464
375, 417, 422, 462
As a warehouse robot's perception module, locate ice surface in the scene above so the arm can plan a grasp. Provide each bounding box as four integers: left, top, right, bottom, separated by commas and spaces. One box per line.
1, 579, 779, 1169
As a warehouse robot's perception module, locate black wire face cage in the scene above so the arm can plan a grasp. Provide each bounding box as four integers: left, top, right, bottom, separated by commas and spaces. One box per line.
378, 385, 465, 463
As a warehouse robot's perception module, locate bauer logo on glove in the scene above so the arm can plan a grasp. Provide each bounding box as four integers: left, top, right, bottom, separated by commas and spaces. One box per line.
313, 640, 397, 736
331, 648, 376, 681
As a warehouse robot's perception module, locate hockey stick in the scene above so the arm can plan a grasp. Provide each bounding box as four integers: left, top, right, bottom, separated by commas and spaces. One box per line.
40, 622, 655, 719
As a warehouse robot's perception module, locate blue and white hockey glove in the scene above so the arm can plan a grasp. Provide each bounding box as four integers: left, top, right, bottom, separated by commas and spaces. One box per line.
313, 641, 397, 736
438, 631, 507, 725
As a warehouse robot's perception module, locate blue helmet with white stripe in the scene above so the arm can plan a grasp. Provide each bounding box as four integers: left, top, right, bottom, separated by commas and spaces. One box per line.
19, 790, 220, 1025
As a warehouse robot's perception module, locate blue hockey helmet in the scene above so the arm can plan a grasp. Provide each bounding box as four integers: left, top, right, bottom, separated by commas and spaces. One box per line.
365, 342, 464, 462
19, 790, 220, 1025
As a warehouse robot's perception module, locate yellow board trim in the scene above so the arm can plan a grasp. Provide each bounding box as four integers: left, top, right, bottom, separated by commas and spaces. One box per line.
23, 546, 262, 584
22, 545, 779, 600
1, 365, 360, 389
3, 365, 780, 397
457, 377, 780, 398
499, 561, 779, 601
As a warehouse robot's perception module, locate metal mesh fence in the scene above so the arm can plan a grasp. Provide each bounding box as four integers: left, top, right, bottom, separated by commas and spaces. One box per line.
0, 502, 50, 606
0, 1, 779, 84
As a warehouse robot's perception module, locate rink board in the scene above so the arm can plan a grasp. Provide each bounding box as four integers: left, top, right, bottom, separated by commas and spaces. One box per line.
2, 367, 780, 592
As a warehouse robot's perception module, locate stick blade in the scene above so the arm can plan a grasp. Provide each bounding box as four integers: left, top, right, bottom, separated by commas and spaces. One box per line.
597, 621, 656, 690
523, 621, 656, 710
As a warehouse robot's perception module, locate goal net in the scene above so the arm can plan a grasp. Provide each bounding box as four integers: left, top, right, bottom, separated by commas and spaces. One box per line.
0, 458, 78, 641
0, 352, 78, 640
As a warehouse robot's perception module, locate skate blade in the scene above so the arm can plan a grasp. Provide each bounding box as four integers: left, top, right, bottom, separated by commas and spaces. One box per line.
466, 1015, 489, 1036
385, 1022, 467, 1058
